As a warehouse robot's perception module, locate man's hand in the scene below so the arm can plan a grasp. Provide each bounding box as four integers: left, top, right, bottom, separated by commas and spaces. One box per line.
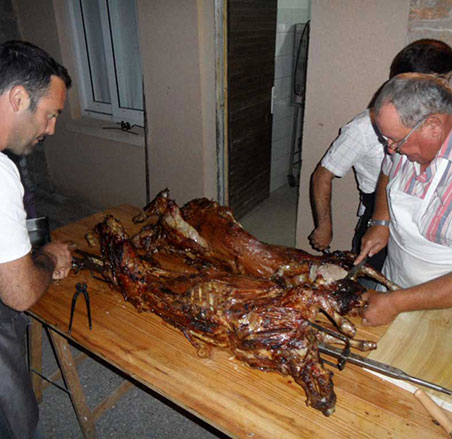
355, 225, 389, 264
308, 225, 332, 251
40, 241, 75, 280
361, 290, 399, 326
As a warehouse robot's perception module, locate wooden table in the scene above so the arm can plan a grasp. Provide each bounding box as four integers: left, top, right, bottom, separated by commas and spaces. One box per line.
28, 205, 450, 438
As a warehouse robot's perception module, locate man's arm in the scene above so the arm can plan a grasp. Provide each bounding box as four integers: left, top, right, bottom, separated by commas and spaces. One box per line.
0, 240, 73, 311
355, 171, 390, 263
308, 165, 335, 251
362, 271, 452, 326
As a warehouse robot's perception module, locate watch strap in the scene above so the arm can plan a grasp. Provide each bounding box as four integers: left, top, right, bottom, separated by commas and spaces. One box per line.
367, 218, 390, 227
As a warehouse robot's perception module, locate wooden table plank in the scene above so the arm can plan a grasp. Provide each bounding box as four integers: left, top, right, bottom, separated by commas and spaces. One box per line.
369, 309, 452, 407
29, 205, 448, 438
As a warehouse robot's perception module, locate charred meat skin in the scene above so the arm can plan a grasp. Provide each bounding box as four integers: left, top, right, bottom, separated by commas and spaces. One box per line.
90, 190, 391, 416
97, 215, 337, 415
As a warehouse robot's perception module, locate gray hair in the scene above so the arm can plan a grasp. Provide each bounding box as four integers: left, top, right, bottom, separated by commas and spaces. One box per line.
374, 72, 452, 127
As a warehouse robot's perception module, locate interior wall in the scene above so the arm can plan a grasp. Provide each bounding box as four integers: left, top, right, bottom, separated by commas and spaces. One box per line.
137, 0, 217, 205
295, 0, 410, 252
12, 0, 217, 209
270, 0, 311, 192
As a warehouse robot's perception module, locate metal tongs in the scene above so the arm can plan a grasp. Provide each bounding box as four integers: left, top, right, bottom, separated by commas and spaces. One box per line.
68, 282, 93, 334
309, 321, 452, 396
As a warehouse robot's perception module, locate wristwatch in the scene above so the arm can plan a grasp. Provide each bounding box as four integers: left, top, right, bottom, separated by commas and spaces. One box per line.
367, 218, 390, 227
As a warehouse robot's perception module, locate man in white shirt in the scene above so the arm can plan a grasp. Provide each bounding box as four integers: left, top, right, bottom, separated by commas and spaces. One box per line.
308, 39, 452, 271
0, 41, 73, 439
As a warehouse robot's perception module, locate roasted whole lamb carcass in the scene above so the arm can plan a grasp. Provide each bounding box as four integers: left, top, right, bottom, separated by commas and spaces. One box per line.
87, 189, 396, 416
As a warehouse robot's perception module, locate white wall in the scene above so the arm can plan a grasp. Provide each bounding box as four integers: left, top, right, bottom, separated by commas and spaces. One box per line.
137, 0, 217, 204
270, 0, 311, 192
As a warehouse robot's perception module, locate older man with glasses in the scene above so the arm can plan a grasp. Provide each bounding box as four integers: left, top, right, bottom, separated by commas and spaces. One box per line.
355, 73, 452, 327
378, 116, 428, 154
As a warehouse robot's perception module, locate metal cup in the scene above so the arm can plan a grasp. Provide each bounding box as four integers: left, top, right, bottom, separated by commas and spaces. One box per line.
26, 216, 51, 249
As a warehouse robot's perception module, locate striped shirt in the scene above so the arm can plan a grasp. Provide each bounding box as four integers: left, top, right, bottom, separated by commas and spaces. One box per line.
382, 131, 452, 246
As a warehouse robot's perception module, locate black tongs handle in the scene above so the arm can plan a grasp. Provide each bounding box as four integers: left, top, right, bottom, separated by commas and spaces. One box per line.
68, 282, 92, 334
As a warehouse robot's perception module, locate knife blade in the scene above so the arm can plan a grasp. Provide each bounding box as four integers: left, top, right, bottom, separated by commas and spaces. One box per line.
344, 256, 368, 280
72, 250, 104, 274
318, 342, 452, 395
322, 246, 332, 255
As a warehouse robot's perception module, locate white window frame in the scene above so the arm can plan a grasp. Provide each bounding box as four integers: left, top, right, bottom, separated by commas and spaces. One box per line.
67, 0, 144, 126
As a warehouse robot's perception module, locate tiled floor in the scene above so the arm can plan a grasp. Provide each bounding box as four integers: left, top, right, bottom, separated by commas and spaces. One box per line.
33, 185, 298, 438
240, 184, 299, 247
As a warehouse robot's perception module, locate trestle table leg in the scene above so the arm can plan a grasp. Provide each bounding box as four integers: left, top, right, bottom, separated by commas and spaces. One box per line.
48, 330, 96, 439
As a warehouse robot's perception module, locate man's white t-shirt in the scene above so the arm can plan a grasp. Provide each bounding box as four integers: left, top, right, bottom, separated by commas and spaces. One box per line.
0, 152, 31, 263
321, 110, 384, 195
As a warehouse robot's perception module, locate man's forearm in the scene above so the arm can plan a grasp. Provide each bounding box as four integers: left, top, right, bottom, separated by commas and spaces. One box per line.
0, 252, 55, 311
362, 271, 452, 326
311, 166, 334, 226
356, 171, 391, 262
33, 248, 56, 276
392, 272, 452, 313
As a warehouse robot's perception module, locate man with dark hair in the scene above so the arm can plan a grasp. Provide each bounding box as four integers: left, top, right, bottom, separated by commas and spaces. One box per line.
356, 73, 452, 326
0, 40, 72, 110
308, 39, 452, 271
389, 39, 452, 78
0, 40, 73, 438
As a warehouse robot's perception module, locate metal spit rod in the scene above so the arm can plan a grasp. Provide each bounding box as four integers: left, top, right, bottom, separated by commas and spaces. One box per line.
318, 342, 452, 396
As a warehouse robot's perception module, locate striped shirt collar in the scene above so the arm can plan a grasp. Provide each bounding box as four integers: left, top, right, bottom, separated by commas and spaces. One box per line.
437, 129, 452, 160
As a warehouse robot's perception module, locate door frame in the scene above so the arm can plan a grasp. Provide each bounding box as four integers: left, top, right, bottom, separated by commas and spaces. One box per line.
214, 0, 227, 205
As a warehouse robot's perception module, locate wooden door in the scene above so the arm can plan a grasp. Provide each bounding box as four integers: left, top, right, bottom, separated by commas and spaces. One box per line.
227, 0, 277, 218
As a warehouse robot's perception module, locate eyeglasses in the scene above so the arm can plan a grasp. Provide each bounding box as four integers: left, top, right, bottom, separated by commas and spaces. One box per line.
379, 117, 427, 153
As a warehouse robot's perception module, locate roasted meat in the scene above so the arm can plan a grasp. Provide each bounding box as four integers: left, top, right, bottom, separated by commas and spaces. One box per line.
87, 189, 395, 416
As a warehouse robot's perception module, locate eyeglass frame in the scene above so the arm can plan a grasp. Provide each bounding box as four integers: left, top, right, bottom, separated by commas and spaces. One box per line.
379, 117, 427, 153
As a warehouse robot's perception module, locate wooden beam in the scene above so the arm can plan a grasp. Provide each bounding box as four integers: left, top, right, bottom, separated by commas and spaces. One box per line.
92, 380, 134, 421
49, 330, 96, 439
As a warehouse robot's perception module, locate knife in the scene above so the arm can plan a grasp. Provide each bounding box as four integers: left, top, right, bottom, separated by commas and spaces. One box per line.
72, 249, 106, 282
344, 256, 368, 280
322, 246, 332, 255
318, 342, 452, 396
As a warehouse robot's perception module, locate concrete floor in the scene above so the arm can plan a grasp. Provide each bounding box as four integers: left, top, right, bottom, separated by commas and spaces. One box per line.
32, 185, 298, 439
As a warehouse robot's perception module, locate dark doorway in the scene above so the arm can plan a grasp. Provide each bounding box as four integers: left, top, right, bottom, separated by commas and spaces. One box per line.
226, 0, 277, 218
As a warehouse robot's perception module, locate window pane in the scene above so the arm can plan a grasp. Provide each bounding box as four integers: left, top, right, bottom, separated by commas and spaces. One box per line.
107, 0, 143, 111
80, 0, 111, 104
